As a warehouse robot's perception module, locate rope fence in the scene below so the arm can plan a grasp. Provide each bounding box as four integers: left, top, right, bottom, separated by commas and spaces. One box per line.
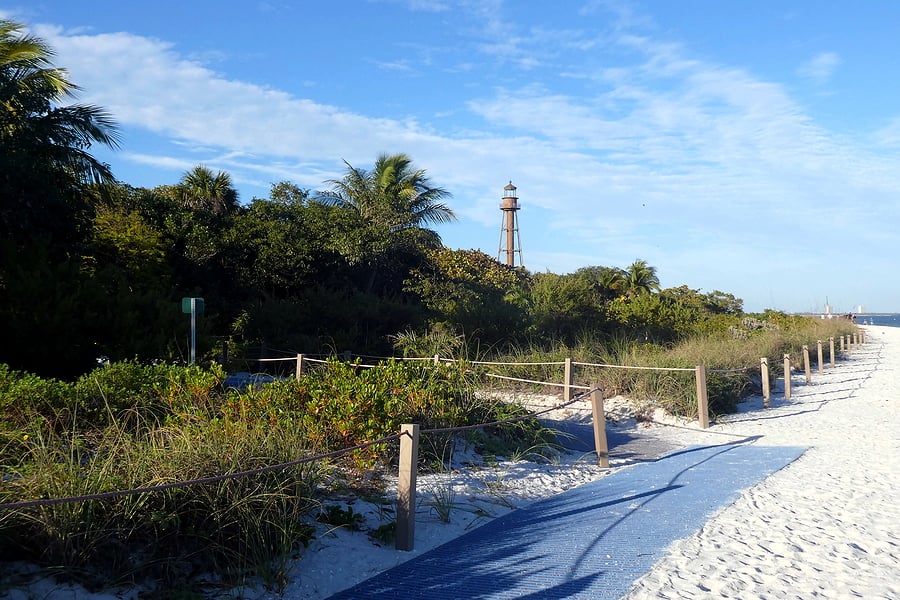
573, 361, 694, 372
480, 372, 592, 390
2, 330, 865, 554
236, 333, 864, 436
0, 433, 405, 512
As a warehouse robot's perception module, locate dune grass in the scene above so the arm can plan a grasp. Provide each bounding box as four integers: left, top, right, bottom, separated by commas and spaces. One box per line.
481, 317, 857, 418
0, 315, 858, 593
0, 357, 551, 594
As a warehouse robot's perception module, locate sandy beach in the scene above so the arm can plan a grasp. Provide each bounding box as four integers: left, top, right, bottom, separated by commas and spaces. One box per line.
623, 325, 900, 599
3, 326, 897, 599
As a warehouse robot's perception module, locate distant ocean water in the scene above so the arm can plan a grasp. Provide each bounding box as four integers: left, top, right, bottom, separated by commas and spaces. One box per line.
858, 314, 900, 328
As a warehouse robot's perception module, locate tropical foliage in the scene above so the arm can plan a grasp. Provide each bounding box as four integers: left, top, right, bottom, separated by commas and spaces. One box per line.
0, 17, 827, 382
175, 165, 240, 215
0, 358, 550, 592
0, 19, 121, 376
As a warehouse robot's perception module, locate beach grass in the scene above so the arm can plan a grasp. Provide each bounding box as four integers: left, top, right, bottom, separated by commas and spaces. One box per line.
0, 315, 858, 592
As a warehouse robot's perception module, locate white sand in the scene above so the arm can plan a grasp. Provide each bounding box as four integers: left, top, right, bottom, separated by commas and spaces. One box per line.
624, 325, 900, 600
3, 326, 897, 599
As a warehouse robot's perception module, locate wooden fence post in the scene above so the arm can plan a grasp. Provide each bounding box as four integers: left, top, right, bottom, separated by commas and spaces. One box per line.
760, 357, 770, 409
816, 341, 824, 375
563, 357, 573, 403
783, 354, 792, 400
829, 337, 835, 368
695, 365, 709, 429
802, 345, 811, 384
840, 335, 846, 354
590, 389, 609, 468
396, 424, 419, 551
295, 354, 305, 379
433, 354, 440, 365
343, 350, 352, 362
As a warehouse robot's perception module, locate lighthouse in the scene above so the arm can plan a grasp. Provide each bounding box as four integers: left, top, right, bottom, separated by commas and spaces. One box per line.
498, 181, 523, 268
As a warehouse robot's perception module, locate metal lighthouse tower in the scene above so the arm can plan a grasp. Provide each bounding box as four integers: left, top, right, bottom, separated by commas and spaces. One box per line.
498, 181, 524, 268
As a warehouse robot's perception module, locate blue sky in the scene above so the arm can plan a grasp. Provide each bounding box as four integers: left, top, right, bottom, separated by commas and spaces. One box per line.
6, 1, 900, 313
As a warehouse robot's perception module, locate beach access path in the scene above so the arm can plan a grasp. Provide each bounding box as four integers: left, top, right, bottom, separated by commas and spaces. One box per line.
326, 326, 899, 599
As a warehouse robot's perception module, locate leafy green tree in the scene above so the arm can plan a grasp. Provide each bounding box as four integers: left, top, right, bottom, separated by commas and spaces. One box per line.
404, 248, 528, 341
150, 179, 236, 308
268, 180, 309, 205
659, 285, 709, 313
85, 198, 185, 361
223, 189, 349, 297
214, 181, 423, 358
574, 265, 627, 302
606, 292, 694, 342
703, 290, 743, 314
321, 153, 455, 235
0, 19, 120, 376
90, 203, 169, 288
527, 272, 605, 342
661, 286, 743, 316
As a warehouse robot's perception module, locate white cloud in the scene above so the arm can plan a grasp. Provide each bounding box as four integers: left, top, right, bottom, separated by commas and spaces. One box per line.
38, 26, 433, 162
873, 116, 900, 148
798, 51, 841, 84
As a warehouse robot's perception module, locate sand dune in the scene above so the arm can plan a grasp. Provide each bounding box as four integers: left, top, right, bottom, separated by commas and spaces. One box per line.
5, 327, 897, 599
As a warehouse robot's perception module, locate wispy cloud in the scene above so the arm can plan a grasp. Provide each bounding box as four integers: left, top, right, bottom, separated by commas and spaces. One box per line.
371, 58, 417, 73
873, 116, 900, 148
404, 0, 452, 12
798, 51, 841, 84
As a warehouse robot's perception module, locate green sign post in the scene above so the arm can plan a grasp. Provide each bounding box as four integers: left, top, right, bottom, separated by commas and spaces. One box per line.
181, 297, 205, 364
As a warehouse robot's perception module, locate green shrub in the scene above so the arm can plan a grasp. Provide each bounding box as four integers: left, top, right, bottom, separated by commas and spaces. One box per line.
73, 360, 168, 427
291, 359, 475, 464
156, 362, 225, 415
706, 371, 750, 416
466, 401, 557, 458
0, 363, 72, 428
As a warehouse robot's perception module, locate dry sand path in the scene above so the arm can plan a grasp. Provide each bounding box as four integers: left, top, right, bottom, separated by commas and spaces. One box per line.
623, 325, 900, 599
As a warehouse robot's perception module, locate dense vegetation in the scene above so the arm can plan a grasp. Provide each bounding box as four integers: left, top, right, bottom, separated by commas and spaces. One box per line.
0, 17, 752, 380
0, 18, 860, 595
1, 358, 555, 592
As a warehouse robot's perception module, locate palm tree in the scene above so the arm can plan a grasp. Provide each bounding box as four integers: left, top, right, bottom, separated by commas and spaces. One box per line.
0, 19, 119, 182
321, 152, 456, 238
319, 153, 456, 293
176, 165, 240, 215
0, 19, 120, 375
0, 18, 119, 248
575, 265, 627, 302
624, 259, 660, 296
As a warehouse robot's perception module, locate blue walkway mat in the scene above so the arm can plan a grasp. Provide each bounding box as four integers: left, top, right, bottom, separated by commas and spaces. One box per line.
327, 442, 806, 600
